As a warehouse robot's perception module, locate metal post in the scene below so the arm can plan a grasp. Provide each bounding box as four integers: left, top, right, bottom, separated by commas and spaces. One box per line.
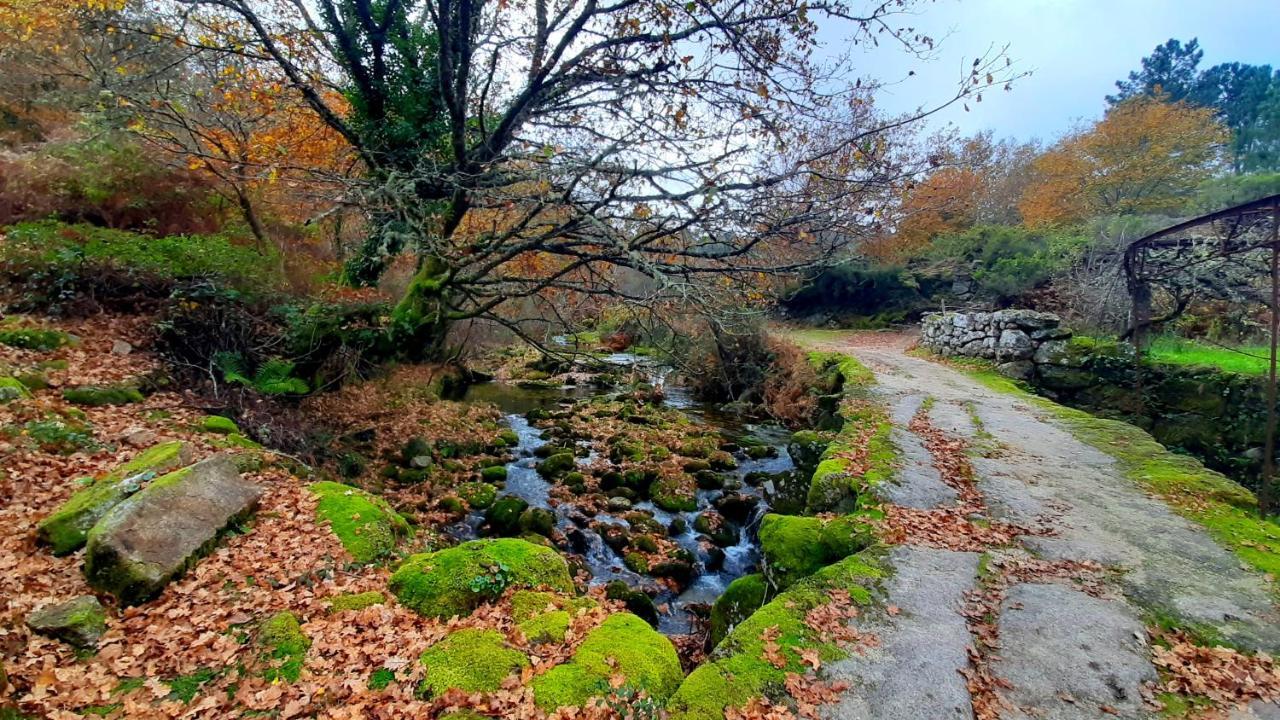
1262, 203, 1280, 518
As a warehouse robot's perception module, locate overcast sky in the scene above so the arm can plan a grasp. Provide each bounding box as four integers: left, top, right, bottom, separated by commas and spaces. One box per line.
828, 0, 1280, 144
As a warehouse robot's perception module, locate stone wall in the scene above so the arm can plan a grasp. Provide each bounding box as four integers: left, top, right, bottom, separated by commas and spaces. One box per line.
919, 310, 1073, 379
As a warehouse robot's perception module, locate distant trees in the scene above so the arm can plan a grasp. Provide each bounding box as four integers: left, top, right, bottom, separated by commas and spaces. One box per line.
1020, 96, 1227, 225
1110, 38, 1280, 173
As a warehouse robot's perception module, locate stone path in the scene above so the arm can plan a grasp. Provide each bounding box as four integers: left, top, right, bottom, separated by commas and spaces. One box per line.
809, 332, 1280, 720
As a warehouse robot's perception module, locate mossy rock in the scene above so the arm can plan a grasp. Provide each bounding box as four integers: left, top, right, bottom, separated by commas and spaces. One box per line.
532, 613, 682, 710
605, 581, 658, 626
786, 430, 828, 478
480, 465, 508, 483
667, 552, 883, 720
38, 441, 192, 555
310, 481, 411, 564
709, 573, 771, 647
495, 429, 520, 447
521, 610, 572, 644
25, 595, 106, 649
62, 384, 145, 407
389, 538, 574, 619
458, 482, 498, 509
485, 495, 529, 536
418, 629, 529, 697
327, 591, 385, 613
536, 452, 576, 478
259, 611, 310, 682
0, 376, 32, 403
519, 507, 556, 536
758, 513, 873, 589
651, 475, 696, 512
200, 415, 239, 435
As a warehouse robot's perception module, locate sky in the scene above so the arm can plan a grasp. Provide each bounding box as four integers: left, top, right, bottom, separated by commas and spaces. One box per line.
828, 0, 1280, 144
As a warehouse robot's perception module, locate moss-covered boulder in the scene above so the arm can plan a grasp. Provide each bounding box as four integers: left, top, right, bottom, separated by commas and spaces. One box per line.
0, 326, 73, 351
759, 513, 873, 590
200, 415, 239, 435
38, 441, 193, 556
651, 475, 697, 512
25, 595, 106, 649
667, 553, 882, 720
0, 376, 32, 403
518, 507, 556, 537
536, 452, 576, 478
389, 538, 573, 619
786, 430, 827, 478
458, 482, 497, 509
326, 591, 385, 613
418, 629, 529, 697
709, 573, 771, 647
310, 481, 410, 564
604, 581, 658, 626
532, 613, 682, 710
485, 495, 529, 536
480, 465, 508, 483
259, 611, 310, 682
83, 455, 262, 604
62, 384, 145, 407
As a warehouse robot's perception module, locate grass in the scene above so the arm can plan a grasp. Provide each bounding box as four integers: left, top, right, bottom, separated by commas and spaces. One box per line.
1145, 336, 1273, 376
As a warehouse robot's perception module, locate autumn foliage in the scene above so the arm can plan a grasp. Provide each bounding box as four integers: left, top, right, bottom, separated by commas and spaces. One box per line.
1020, 96, 1227, 225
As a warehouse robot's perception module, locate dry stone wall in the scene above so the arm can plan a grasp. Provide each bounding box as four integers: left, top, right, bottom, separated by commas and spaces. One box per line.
919, 310, 1073, 379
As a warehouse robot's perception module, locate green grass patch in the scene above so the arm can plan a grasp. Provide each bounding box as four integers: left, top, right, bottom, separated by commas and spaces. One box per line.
1146, 336, 1272, 376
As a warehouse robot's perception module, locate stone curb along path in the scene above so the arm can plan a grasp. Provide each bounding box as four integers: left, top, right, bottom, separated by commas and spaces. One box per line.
806, 334, 1280, 720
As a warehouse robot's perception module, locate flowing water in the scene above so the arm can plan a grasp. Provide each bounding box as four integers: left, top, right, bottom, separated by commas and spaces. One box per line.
458, 353, 795, 635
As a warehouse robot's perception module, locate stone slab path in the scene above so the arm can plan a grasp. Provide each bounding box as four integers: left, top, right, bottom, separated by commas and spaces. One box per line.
806, 332, 1280, 720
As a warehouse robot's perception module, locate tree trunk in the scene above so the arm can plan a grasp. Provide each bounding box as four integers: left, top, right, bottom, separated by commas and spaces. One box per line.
389, 255, 451, 360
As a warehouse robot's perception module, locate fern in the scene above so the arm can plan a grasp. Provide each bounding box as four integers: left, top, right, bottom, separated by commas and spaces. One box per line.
213, 353, 310, 395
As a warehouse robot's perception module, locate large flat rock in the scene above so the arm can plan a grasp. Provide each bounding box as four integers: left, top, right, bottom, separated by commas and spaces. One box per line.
994, 583, 1157, 720
822, 545, 978, 720
83, 454, 261, 604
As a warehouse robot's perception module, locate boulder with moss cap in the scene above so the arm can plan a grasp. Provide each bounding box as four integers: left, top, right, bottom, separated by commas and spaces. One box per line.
532, 613, 682, 710
310, 481, 411, 564
418, 628, 530, 697
83, 454, 261, 604
758, 512, 874, 590
389, 538, 573, 619
38, 441, 193, 556
25, 595, 107, 649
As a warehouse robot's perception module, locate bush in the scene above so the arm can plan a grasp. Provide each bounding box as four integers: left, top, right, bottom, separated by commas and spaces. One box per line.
924, 224, 1088, 305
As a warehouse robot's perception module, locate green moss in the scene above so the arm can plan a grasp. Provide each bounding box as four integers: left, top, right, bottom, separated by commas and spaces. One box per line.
327, 591, 385, 612
418, 629, 529, 697
368, 667, 396, 690
480, 465, 508, 483
651, 475, 697, 512
62, 384, 144, 406
667, 551, 883, 720
259, 612, 310, 683
510, 590, 559, 622
38, 441, 189, 555
521, 610, 572, 643
532, 614, 682, 710
166, 667, 218, 703
0, 376, 32, 402
710, 573, 771, 647
200, 415, 239, 434
758, 513, 874, 590
536, 452, 576, 477
389, 538, 574, 619
0, 326, 72, 351
310, 481, 411, 564
458, 481, 498, 509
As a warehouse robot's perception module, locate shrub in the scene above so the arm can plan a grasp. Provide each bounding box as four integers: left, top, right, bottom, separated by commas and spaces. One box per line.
925, 224, 1088, 305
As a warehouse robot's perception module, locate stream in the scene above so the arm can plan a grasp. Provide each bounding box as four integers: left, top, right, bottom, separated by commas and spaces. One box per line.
457, 352, 795, 635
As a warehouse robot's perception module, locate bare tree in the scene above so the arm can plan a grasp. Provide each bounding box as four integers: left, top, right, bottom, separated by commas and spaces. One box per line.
120, 0, 1017, 358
